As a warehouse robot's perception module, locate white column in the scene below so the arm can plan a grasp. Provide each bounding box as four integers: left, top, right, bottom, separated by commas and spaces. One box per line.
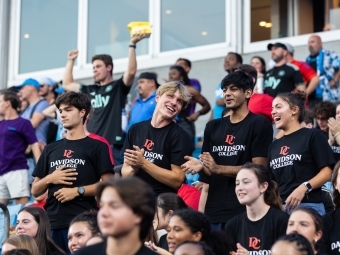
0, 0, 10, 89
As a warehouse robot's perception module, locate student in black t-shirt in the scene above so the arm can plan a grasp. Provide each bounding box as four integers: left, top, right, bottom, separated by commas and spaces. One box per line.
62, 33, 148, 164
182, 71, 273, 229
286, 207, 324, 255
269, 91, 334, 215
264, 42, 305, 98
319, 162, 340, 255
73, 177, 158, 255
225, 162, 289, 255
271, 233, 314, 255
122, 82, 193, 196
31, 92, 115, 254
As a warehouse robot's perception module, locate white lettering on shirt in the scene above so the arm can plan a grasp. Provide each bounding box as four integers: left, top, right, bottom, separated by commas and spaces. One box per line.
91, 94, 110, 108
265, 77, 281, 89
270, 154, 302, 169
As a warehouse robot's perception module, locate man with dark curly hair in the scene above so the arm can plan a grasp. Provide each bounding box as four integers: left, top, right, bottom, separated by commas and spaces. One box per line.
313, 101, 336, 133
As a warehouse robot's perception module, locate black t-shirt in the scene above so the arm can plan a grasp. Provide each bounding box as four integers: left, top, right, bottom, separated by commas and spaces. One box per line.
81, 78, 130, 145
264, 63, 304, 98
123, 120, 193, 196
319, 209, 340, 255
268, 128, 335, 203
158, 234, 169, 251
225, 207, 289, 254
199, 112, 273, 223
74, 238, 158, 255
32, 137, 114, 229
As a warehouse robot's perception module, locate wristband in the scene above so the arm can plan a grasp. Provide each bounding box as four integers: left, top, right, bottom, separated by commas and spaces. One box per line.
334, 132, 340, 139
129, 44, 136, 49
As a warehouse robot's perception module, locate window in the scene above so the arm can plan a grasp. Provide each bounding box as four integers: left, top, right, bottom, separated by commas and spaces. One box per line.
295, 0, 340, 35
250, 0, 289, 42
87, 0, 149, 63
19, 1, 78, 74
160, 0, 226, 52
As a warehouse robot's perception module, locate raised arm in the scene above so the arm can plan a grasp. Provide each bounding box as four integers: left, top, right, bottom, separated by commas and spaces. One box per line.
63, 50, 81, 92
123, 33, 148, 86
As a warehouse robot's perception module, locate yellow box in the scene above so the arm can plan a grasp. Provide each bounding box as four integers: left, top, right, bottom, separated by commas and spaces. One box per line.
127, 22, 152, 38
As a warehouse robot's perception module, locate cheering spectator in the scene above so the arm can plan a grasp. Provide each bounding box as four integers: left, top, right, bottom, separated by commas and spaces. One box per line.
269, 91, 334, 215
63, 33, 148, 164
122, 82, 193, 195
182, 71, 273, 229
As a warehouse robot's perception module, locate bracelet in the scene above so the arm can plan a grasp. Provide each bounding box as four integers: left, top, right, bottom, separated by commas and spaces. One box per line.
334, 132, 340, 139
129, 44, 136, 49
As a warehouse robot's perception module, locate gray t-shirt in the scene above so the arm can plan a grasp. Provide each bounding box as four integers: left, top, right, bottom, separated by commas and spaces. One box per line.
21, 100, 50, 144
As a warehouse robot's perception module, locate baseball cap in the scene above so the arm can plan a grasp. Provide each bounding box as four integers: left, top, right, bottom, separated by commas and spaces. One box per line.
55, 86, 65, 94
16, 78, 40, 90
283, 43, 294, 54
267, 42, 288, 51
37, 77, 57, 87
138, 72, 160, 88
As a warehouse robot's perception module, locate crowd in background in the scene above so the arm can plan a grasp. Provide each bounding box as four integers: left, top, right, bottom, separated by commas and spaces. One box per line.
0, 30, 340, 255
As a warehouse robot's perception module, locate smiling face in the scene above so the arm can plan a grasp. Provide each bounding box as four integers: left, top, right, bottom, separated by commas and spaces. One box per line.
97, 187, 141, 238
286, 210, 322, 248
166, 216, 202, 254
271, 97, 298, 130
155, 90, 184, 119
68, 221, 94, 253
169, 68, 183, 81
16, 211, 39, 238
235, 168, 267, 206
222, 84, 251, 110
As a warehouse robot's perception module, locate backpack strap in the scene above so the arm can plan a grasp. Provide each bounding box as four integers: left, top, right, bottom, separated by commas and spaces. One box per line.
29, 100, 45, 119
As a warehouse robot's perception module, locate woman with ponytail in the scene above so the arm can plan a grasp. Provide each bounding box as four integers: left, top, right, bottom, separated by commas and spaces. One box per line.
225, 162, 289, 255
269, 91, 334, 215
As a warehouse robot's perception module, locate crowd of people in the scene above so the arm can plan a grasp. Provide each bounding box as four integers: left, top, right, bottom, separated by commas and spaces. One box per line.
0, 31, 340, 255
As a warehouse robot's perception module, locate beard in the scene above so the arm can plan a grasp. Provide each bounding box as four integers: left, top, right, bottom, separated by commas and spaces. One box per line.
272, 55, 284, 63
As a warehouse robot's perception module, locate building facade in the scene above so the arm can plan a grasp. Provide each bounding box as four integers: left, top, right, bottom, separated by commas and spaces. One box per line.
1, 0, 340, 133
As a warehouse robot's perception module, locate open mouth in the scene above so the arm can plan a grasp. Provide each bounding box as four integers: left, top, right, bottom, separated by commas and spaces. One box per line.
166, 106, 175, 112
273, 116, 281, 123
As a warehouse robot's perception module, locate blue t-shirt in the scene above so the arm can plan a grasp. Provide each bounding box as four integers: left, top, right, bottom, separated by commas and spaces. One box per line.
0, 117, 38, 175
213, 83, 225, 119
127, 92, 156, 130
21, 100, 50, 144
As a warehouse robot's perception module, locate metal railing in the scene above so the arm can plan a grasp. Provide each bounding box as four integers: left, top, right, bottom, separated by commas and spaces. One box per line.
0, 202, 10, 241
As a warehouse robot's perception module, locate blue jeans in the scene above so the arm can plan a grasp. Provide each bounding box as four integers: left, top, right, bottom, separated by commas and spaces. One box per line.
51, 228, 70, 255
210, 223, 226, 231
283, 203, 326, 215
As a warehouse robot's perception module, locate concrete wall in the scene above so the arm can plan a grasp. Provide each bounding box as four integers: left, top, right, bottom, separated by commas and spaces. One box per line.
79, 40, 340, 135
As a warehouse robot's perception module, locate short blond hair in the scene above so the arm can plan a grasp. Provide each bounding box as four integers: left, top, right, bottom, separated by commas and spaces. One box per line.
156, 82, 192, 109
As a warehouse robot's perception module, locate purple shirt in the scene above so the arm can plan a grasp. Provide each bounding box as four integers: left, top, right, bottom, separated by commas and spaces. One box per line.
0, 117, 38, 175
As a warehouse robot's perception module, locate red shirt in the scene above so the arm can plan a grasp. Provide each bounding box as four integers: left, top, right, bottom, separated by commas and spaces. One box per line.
88, 133, 115, 166
290, 59, 317, 84
177, 184, 201, 210
248, 94, 274, 122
